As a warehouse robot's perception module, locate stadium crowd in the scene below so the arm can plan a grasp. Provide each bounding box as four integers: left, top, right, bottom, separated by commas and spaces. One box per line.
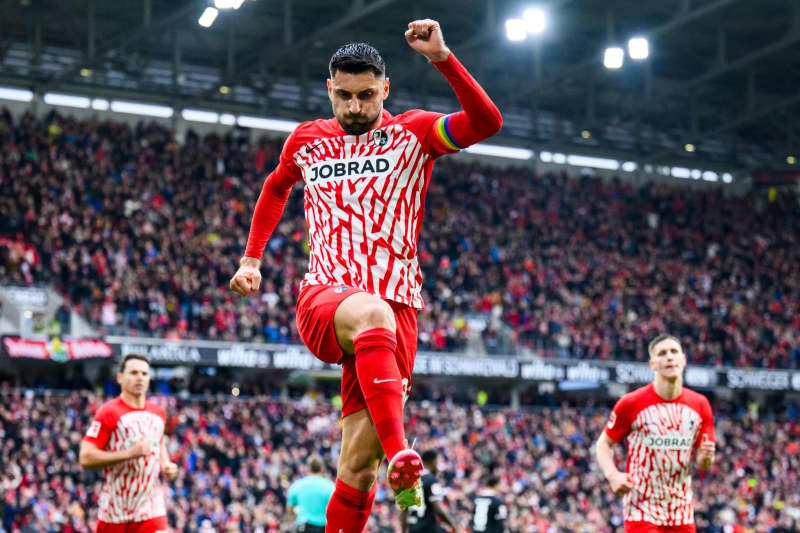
1, 387, 798, 532
0, 109, 799, 367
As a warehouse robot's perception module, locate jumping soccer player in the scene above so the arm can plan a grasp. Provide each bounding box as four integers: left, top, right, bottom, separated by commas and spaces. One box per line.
595, 334, 716, 533
79, 354, 178, 533
230, 18, 501, 533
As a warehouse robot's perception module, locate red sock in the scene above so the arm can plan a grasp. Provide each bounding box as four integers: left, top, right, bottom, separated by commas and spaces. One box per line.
354, 328, 406, 461
325, 478, 377, 533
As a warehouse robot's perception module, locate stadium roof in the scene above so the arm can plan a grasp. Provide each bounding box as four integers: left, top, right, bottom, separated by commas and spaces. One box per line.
1, 0, 798, 169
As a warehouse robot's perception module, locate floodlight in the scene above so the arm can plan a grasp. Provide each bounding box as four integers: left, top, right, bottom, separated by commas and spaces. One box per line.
522, 8, 546, 35
628, 37, 649, 60
505, 19, 526, 41
198, 7, 218, 27
603, 47, 624, 69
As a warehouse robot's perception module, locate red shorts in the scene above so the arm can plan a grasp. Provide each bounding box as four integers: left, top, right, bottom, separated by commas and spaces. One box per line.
96, 516, 168, 533
296, 284, 418, 417
625, 522, 696, 533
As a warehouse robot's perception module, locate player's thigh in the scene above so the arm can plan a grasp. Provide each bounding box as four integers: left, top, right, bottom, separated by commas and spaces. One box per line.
334, 292, 397, 354
338, 409, 384, 475
296, 285, 364, 364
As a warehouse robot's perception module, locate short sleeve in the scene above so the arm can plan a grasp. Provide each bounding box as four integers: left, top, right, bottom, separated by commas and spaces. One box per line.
83, 405, 115, 449
604, 396, 635, 443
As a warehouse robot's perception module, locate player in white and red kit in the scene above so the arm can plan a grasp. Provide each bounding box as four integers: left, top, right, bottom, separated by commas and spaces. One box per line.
80, 354, 178, 533
229, 18, 501, 533
595, 334, 716, 533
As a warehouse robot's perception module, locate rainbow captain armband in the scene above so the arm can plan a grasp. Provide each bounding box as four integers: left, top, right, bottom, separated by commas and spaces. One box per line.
434, 114, 464, 152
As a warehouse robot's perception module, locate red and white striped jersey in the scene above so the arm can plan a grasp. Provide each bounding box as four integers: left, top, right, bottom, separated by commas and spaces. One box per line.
604, 383, 714, 526
83, 396, 167, 523
285, 109, 457, 308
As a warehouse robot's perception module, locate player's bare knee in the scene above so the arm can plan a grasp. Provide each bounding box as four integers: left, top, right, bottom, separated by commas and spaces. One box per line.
355, 301, 396, 335
339, 461, 379, 491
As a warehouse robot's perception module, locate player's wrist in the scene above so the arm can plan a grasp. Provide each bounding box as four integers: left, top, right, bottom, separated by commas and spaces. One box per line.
240, 256, 261, 268
427, 49, 451, 63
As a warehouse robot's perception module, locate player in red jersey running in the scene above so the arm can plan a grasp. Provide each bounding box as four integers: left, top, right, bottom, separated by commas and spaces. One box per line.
595, 334, 716, 533
230, 18, 501, 533
80, 354, 178, 533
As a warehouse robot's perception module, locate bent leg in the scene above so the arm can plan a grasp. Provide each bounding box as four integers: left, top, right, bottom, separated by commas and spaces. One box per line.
325, 409, 382, 533
334, 292, 406, 460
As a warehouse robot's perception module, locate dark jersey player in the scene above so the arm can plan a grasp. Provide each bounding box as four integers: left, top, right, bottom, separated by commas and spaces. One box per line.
401, 450, 458, 533
230, 18, 501, 533
471, 476, 508, 533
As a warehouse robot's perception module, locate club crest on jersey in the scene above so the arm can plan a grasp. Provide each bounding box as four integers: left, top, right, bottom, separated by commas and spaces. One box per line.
372, 129, 389, 146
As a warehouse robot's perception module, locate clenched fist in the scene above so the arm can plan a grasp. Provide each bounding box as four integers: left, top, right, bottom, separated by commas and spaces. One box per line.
608, 470, 634, 495
405, 19, 451, 63
127, 438, 152, 460
230, 256, 262, 296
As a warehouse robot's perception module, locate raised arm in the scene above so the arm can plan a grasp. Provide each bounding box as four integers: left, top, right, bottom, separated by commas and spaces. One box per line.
405, 19, 503, 148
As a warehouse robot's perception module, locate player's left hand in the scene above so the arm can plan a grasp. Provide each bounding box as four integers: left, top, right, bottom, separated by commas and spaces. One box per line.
405, 19, 451, 62
697, 433, 715, 469
161, 461, 178, 479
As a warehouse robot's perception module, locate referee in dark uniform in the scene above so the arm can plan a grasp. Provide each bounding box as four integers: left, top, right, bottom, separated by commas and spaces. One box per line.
400, 450, 458, 533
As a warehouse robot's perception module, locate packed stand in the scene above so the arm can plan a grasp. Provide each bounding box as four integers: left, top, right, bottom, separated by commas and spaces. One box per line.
0, 109, 798, 367
1, 387, 798, 532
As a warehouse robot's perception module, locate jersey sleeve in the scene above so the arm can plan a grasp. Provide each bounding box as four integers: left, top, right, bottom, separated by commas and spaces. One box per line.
243, 127, 305, 259
83, 404, 116, 449
604, 395, 636, 443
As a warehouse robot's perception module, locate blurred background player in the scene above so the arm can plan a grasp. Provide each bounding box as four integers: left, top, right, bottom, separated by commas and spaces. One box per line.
595, 334, 716, 533
470, 475, 508, 533
286, 455, 336, 533
400, 450, 458, 533
79, 354, 178, 533
230, 17, 501, 533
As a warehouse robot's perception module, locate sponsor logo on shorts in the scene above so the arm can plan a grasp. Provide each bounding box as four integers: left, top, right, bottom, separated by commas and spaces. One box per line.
607, 412, 616, 429
373, 378, 397, 384
333, 286, 351, 293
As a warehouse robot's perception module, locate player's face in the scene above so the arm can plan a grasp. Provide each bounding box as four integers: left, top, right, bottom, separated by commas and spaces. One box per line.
117, 359, 150, 397
648, 338, 686, 379
327, 70, 389, 135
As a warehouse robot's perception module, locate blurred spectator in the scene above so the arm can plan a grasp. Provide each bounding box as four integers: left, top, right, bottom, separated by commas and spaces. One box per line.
0, 387, 798, 532
0, 109, 798, 367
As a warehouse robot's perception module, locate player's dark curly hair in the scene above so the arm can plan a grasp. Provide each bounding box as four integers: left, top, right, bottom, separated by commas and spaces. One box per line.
329, 42, 386, 78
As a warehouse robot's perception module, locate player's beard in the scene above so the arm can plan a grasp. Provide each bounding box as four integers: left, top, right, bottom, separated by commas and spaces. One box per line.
338, 110, 380, 135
